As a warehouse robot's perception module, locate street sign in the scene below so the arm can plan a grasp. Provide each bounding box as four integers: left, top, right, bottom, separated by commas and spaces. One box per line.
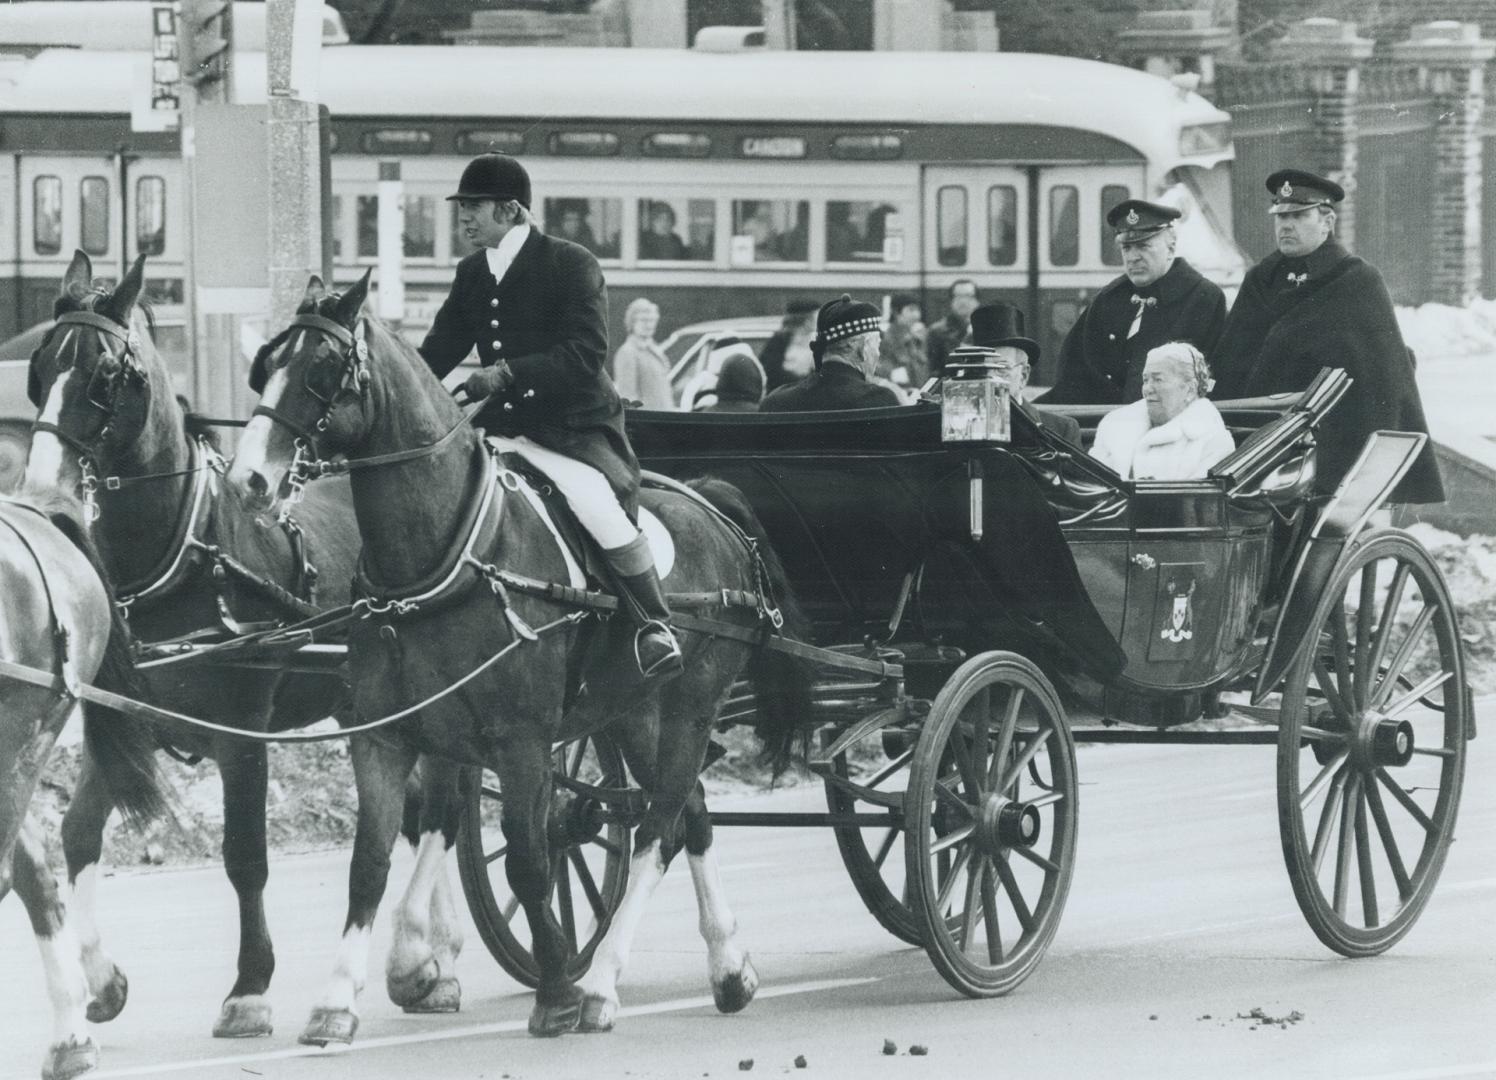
132, 2, 180, 131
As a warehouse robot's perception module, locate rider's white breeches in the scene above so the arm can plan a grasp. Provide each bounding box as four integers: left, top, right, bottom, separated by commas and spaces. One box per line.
488, 435, 639, 550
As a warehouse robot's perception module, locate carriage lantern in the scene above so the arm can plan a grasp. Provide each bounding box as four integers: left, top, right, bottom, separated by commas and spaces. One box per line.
939, 353, 1013, 445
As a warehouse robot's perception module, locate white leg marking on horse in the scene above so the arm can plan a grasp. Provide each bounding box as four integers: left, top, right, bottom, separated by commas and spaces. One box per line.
36, 921, 89, 1047
386, 832, 444, 983
577, 839, 667, 1005
428, 849, 464, 978
71, 863, 114, 994
24, 365, 76, 488
689, 848, 746, 986
317, 924, 372, 1014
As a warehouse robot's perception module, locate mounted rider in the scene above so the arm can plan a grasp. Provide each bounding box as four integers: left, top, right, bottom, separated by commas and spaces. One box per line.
418, 153, 683, 679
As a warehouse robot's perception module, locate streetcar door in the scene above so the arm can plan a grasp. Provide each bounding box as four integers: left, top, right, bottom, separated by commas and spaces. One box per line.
920, 164, 1031, 320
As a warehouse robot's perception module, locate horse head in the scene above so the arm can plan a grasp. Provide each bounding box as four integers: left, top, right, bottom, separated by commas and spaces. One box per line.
230, 269, 374, 513
25, 250, 175, 496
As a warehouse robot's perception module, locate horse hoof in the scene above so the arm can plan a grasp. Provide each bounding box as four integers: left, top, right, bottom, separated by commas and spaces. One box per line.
298, 1007, 359, 1047
577, 994, 617, 1033
713, 955, 759, 1015
213, 995, 274, 1038
84, 968, 128, 1024
41, 1036, 98, 1080
401, 977, 460, 1014
527, 997, 582, 1038
386, 957, 439, 1008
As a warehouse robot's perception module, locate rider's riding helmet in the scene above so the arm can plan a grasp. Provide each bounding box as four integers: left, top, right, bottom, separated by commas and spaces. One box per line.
447, 154, 532, 209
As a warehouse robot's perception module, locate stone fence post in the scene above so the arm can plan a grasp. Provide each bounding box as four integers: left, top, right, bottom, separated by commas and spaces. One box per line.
1392, 21, 1495, 306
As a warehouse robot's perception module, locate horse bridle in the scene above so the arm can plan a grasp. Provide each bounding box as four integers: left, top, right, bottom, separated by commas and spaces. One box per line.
30, 309, 172, 522
251, 313, 467, 516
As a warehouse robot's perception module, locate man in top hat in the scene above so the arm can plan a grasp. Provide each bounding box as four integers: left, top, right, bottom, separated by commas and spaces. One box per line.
760, 295, 902, 412
1040, 198, 1226, 405
419, 153, 683, 678
948, 302, 1082, 445
1210, 169, 1443, 503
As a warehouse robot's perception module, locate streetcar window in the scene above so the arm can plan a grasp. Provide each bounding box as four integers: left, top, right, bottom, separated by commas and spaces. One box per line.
360, 130, 433, 155
936, 186, 967, 267
987, 186, 1017, 266
730, 200, 808, 263
1049, 185, 1079, 267
135, 176, 167, 257
404, 195, 436, 259
1100, 184, 1129, 267
638, 199, 713, 262
356, 195, 378, 258
642, 133, 712, 158
544, 198, 621, 259
330, 195, 343, 260
449, 201, 469, 260
826, 201, 900, 263
549, 132, 620, 157
33, 176, 63, 256
456, 130, 525, 156
80, 177, 109, 256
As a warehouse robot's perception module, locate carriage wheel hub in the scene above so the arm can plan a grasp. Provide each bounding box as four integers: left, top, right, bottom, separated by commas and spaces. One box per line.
977, 794, 1041, 853
1352, 712, 1415, 768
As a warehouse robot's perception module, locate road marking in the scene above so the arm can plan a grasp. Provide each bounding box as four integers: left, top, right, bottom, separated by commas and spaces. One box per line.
87, 977, 878, 1077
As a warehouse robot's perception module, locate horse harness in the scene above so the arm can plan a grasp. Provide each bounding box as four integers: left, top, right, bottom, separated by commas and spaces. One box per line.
31, 310, 322, 629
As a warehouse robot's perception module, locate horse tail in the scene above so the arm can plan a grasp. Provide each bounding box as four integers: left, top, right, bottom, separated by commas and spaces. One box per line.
686, 477, 814, 777
43, 499, 167, 826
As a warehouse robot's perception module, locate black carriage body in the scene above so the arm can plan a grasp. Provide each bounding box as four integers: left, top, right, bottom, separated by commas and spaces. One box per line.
629, 400, 1295, 703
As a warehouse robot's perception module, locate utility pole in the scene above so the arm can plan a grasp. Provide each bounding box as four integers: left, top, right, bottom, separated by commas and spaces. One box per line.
266, 0, 325, 327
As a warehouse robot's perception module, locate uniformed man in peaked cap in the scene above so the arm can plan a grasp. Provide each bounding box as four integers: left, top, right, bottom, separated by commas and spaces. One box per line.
759, 295, 902, 411
419, 153, 683, 678
1210, 169, 1443, 503
1041, 198, 1226, 405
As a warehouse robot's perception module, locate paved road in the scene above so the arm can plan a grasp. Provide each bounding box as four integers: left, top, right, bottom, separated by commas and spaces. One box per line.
3, 728, 1493, 1080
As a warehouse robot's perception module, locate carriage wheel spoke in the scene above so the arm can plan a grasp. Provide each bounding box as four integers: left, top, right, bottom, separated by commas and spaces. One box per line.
1370, 604, 1433, 711
935, 845, 974, 915
998, 729, 1052, 793
567, 847, 607, 922
1383, 670, 1453, 719
1313, 659, 1353, 721
1010, 843, 1060, 876
981, 862, 1003, 963
952, 713, 984, 798
1332, 774, 1361, 918
565, 742, 586, 779
588, 834, 623, 858
1299, 751, 1349, 813
872, 827, 900, 870
958, 855, 985, 950
1330, 603, 1353, 711
1365, 562, 1412, 706
1353, 782, 1379, 927
484, 842, 510, 866
1364, 780, 1413, 900
929, 823, 975, 856
988, 687, 1023, 788
934, 774, 976, 820
1310, 769, 1349, 876
1353, 565, 1379, 708
502, 894, 521, 922
1375, 768, 1435, 833
968, 687, 993, 784
865, 747, 914, 789
554, 853, 578, 948
993, 855, 1034, 934
1026, 791, 1064, 810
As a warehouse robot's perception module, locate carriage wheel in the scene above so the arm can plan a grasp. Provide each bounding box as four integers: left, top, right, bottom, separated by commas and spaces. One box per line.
827, 737, 922, 946
456, 733, 632, 988
906, 651, 1077, 997
1277, 528, 1468, 957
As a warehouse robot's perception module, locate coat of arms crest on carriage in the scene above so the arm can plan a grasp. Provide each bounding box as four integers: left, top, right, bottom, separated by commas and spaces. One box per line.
1146, 562, 1205, 661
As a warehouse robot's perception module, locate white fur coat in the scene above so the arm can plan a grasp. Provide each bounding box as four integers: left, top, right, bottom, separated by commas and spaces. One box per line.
1090, 398, 1236, 481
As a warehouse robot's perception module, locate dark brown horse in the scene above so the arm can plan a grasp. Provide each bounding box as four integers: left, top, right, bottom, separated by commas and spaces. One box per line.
227, 272, 813, 1041
0, 489, 164, 1080
23, 252, 442, 1040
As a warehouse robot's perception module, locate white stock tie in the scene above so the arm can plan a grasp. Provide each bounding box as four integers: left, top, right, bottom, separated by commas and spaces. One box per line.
1127, 294, 1156, 340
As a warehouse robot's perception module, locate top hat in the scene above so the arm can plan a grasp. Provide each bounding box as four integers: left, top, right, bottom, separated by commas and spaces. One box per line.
447, 154, 532, 208
1265, 169, 1344, 214
964, 302, 1040, 364
1107, 199, 1182, 243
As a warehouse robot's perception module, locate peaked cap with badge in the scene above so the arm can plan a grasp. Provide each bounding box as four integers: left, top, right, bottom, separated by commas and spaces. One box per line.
1107, 199, 1182, 243
1265, 169, 1344, 214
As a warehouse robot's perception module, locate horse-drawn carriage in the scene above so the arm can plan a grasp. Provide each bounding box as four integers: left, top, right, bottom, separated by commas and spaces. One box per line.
4, 257, 1472, 1077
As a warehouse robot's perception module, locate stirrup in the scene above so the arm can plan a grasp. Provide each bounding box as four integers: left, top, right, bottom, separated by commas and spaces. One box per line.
635, 621, 683, 679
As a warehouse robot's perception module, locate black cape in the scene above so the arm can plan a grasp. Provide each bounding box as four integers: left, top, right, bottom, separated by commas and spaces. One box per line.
1210, 240, 1443, 504
1040, 257, 1226, 404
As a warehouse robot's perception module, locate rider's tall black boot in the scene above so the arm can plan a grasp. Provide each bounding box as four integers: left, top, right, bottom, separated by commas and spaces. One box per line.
604, 533, 684, 680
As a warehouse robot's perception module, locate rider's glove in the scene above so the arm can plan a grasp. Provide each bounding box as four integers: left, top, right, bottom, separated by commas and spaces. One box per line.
464, 361, 515, 400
